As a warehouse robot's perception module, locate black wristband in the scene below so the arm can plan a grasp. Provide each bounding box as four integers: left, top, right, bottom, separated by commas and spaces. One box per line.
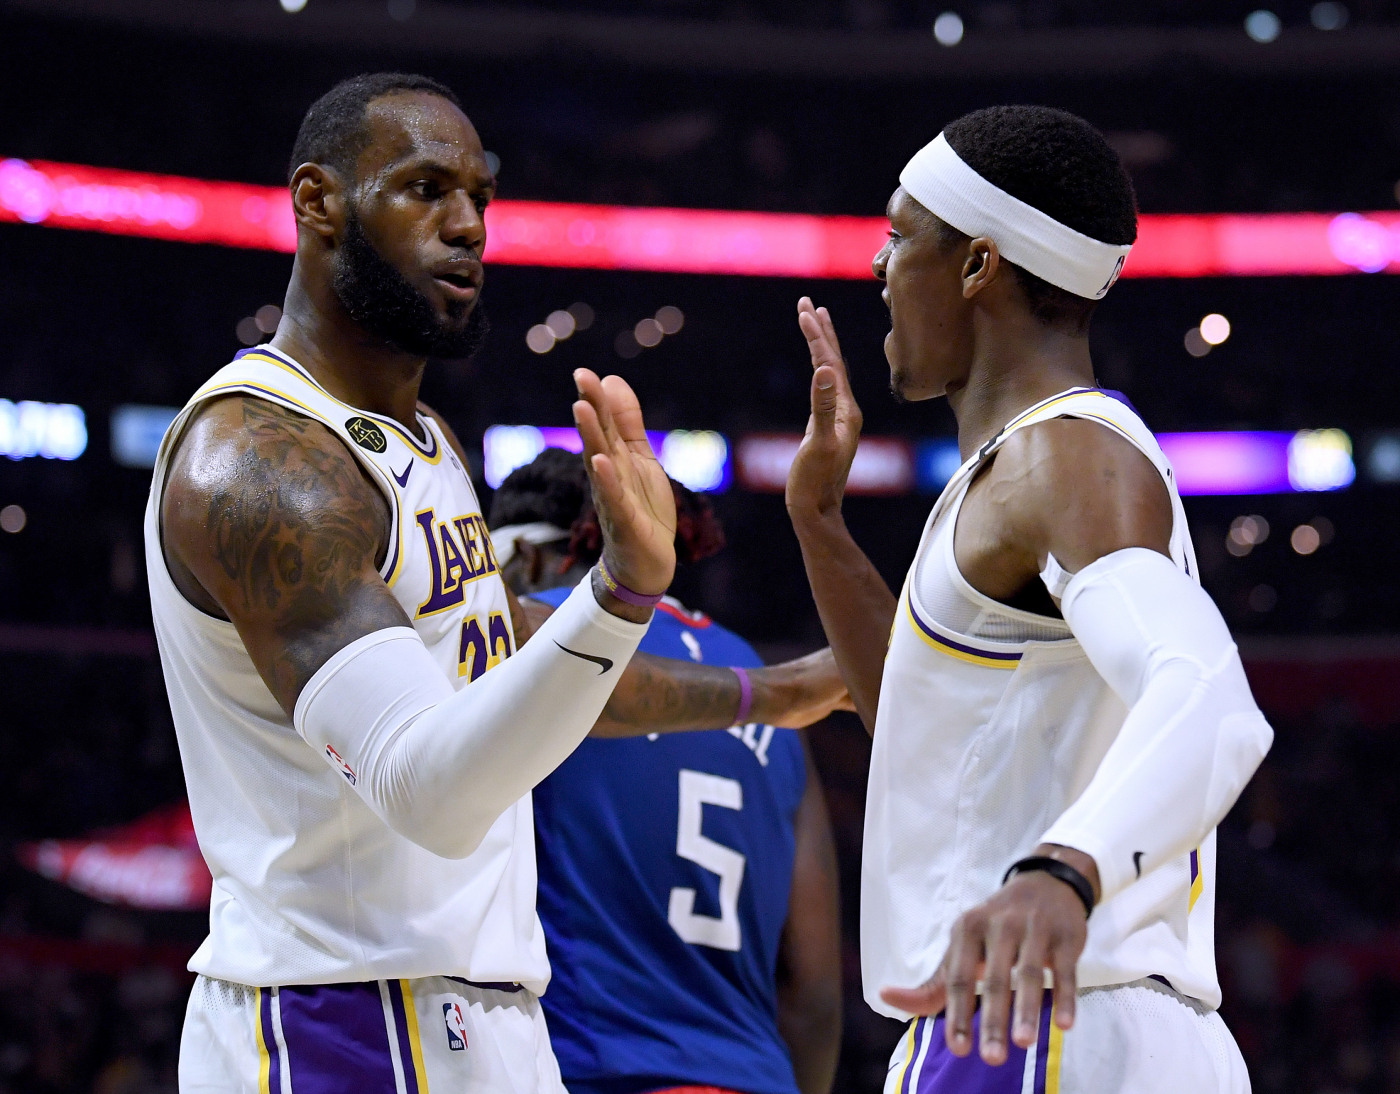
1002, 856, 1095, 918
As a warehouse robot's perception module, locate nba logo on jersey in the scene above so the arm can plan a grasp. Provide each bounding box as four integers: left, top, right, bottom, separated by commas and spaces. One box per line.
443, 1001, 467, 1051
324, 745, 357, 786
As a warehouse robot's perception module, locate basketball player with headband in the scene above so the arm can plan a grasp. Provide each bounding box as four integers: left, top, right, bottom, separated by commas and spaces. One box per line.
785, 106, 1272, 1092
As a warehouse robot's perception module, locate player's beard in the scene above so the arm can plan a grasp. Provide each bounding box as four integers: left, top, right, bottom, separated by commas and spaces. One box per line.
332, 207, 490, 360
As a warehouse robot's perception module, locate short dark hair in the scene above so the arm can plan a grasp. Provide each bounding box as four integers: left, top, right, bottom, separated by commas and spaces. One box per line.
936, 105, 1137, 333
489, 448, 591, 532
489, 448, 725, 566
288, 72, 463, 184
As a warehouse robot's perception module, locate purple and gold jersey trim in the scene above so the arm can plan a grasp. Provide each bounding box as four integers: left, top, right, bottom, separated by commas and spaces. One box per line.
1189, 847, 1204, 911
904, 593, 1023, 670
1001, 387, 1107, 433
241, 347, 444, 464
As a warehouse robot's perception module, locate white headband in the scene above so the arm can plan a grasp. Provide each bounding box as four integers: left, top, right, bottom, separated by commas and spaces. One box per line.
899, 133, 1133, 300
489, 522, 571, 569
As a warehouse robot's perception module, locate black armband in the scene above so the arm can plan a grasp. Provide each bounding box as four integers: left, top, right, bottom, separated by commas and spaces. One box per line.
1002, 856, 1095, 918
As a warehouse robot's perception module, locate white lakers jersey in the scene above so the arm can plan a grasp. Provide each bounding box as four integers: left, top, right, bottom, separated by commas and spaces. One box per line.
863, 388, 1221, 1018
143, 345, 546, 989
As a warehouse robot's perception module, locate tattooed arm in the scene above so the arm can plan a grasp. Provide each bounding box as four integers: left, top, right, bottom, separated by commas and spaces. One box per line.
162, 395, 668, 859
160, 395, 408, 715
512, 595, 849, 737
591, 647, 851, 737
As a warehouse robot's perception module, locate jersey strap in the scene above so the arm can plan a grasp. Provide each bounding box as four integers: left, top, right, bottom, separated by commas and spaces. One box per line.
923, 387, 1192, 578
153, 348, 436, 584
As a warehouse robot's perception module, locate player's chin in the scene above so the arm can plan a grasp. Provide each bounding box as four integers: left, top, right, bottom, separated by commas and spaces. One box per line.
889, 365, 943, 405
438, 291, 480, 321
886, 336, 913, 402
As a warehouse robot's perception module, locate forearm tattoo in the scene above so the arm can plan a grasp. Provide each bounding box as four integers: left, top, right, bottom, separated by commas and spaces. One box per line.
597, 655, 742, 734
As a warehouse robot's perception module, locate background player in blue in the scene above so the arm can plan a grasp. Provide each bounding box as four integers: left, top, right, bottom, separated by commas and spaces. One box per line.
490, 450, 844, 1094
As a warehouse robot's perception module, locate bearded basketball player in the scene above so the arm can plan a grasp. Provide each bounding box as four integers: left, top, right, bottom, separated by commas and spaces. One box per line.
785, 106, 1273, 1093
148, 73, 843, 1093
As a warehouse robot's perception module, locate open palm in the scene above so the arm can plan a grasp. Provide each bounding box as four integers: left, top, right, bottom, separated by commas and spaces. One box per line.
573, 369, 677, 596
786, 297, 863, 519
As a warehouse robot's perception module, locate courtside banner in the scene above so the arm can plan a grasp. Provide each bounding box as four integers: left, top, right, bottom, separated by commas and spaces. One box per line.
5, 156, 1400, 279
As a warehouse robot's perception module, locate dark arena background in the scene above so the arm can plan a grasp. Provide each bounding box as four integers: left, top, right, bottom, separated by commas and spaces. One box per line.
3, 2, 1400, 1091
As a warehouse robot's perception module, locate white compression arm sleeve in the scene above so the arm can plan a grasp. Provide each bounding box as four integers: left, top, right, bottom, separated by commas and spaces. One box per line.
293, 577, 647, 859
1039, 548, 1274, 904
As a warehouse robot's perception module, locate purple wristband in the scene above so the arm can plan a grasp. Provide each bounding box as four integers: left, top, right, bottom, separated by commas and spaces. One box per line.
731, 666, 753, 725
596, 557, 664, 608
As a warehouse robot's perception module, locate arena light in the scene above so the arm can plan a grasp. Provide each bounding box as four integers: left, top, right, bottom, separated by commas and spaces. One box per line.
742, 430, 1354, 497
483, 425, 731, 493
1244, 9, 1282, 42
915, 438, 963, 493
111, 404, 180, 468
932, 12, 964, 46
1287, 428, 1355, 491
735, 434, 914, 495
1157, 429, 1355, 495
1364, 432, 1400, 483
0, 399, 86, 461
660, 430, 731, 492
9, 157, 1400, 280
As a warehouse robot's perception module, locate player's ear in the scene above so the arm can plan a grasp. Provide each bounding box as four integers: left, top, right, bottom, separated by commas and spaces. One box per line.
289, 163, 343, 242
962, 237, 1001, 299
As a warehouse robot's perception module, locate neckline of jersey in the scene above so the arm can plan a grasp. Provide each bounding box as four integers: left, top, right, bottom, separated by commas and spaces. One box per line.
237, 345, 440, 459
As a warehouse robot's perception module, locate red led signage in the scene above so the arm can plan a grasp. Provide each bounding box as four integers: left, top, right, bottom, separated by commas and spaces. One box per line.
6, 156, 1400, 280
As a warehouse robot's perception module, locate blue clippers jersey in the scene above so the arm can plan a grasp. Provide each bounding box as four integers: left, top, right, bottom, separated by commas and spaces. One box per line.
529, 588, 806, 1094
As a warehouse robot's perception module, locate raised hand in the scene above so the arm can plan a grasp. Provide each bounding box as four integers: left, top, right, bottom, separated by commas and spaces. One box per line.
783, 297, 893, 735
786, 297, 863, 520
573, 369, 677, 601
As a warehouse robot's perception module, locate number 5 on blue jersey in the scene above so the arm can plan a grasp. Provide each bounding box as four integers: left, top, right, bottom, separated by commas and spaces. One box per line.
669, 769, 746, 952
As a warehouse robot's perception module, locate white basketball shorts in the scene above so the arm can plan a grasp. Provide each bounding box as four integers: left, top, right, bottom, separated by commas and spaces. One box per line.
883, 977, 1251, 1094
178, 973, 567, 1094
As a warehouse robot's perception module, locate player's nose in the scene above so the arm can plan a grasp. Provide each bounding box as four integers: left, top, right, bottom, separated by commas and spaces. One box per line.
872, 241, 890, 280
441, 192, 486, 256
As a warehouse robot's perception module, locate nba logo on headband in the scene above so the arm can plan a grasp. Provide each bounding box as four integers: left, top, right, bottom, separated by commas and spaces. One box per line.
1097, 254, 1127, 298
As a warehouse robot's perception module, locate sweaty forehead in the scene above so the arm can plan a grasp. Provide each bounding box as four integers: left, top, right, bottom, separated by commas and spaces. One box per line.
356, 91, 484, 177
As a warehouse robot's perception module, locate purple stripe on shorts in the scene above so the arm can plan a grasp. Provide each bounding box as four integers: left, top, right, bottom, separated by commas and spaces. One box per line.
913, 992, 1053, 1094
1032, 996, 1054, 1094
385, 979, 421, 1094
276, 982, 399, 1093
899, 1017, 927, 1094
259, 988, 282, 1094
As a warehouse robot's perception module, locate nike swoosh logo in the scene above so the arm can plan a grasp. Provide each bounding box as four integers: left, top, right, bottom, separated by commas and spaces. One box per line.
1133, 851, 1145, 878
554, 641, 613, 675
391, 461, 413, 488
